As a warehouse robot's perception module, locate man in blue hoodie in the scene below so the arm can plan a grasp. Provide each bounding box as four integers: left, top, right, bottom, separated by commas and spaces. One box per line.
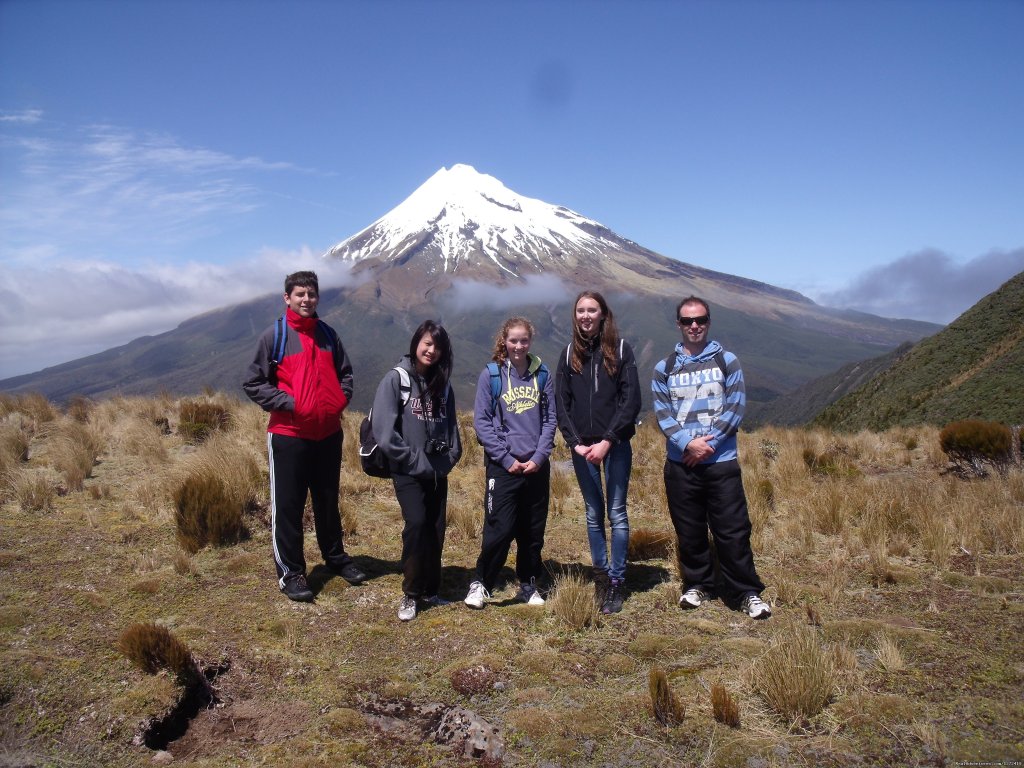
652, 296, 771, 620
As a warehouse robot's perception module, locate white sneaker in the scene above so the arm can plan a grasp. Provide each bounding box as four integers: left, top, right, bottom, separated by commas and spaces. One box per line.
741, 594, 772, 620
464, 581, 490, 609
398, 595, 417, 621
679, 587, 709, 610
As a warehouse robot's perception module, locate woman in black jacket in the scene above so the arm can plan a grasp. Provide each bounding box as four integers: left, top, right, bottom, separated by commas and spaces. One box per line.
555, 291, 641, 614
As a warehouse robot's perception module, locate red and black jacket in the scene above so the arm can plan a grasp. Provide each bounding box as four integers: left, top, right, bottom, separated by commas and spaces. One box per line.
243, 308, 353, 441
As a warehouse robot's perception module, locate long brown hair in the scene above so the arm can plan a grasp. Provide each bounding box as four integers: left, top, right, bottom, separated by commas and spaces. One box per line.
570, 290, 619, 377
490, 317, 535, 365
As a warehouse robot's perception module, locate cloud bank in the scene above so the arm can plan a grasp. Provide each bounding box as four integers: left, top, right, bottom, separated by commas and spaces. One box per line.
0, 252, 354, 379
817, 248, 1024, 324
445, 274, 569, 312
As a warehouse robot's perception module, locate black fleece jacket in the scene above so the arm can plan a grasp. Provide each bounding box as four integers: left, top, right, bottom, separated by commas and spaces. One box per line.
555, 339, 641, 449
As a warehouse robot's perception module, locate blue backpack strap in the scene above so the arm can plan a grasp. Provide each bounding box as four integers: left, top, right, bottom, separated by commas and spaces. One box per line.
271, 315, 287, 367
486, 362, 501, 414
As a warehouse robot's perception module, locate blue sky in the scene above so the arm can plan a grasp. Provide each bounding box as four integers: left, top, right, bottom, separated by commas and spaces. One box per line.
1, 0, 1022, 377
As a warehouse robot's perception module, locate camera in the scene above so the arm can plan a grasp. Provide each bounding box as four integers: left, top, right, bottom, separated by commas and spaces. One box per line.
425, 439, 449, 455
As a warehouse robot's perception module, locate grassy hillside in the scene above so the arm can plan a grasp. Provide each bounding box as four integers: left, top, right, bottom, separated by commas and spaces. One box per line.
748, 343, 913, 428
815, 272, 1024, 431
1, 392, 1022, 766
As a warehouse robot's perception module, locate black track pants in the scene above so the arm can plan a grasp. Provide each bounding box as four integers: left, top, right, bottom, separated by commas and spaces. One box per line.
268, 430, 349, 583
393, 473, 448, 598
475, 460, 550, 590
664, 458, 764, 604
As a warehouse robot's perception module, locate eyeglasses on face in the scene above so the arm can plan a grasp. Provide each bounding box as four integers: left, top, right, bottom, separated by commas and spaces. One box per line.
677, 315, 710, 326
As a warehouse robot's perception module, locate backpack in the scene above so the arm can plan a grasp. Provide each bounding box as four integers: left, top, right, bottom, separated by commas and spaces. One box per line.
484, 361, 550, 426
358, 367, 412, 478
270, 314, 339, 381
660, 348, 728, 381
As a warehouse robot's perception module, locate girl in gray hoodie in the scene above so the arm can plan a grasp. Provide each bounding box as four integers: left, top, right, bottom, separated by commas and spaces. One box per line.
371, 320, 462, 621
464, 317, 557, 610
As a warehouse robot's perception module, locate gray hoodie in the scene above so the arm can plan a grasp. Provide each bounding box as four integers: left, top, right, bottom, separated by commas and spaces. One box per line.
370, 355, 462, 479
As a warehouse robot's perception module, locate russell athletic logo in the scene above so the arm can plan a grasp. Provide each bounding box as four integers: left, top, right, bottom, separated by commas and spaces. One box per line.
501, 384, 540, 415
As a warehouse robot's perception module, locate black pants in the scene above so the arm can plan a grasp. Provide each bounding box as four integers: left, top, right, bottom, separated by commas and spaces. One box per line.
268, 430, 350, 583
475, 460, 550, 590
664, 458, 764, 604
393, 473, 448, 598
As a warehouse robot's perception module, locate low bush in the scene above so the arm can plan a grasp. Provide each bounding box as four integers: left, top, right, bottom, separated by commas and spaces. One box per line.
751, 624, 837, 724
939, 419, 1012, 476
711, 682, 740, 727
648, 666, 684, 726
117, 622, 194, 680
172, 471, 245, 553
177, 400, 231, 444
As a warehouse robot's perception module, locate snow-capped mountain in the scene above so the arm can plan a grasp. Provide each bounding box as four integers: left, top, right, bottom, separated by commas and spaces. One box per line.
324, 163, 804, 311
326, 163, 623, 275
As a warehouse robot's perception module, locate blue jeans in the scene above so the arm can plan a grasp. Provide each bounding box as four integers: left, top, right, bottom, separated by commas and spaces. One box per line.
571, 441, 632, 581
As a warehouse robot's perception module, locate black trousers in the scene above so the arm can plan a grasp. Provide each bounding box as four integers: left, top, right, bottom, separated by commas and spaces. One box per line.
475, 460, 550, 590
393, 473, 448, 598
268, 430, 350, 583
664, 458, 764, 604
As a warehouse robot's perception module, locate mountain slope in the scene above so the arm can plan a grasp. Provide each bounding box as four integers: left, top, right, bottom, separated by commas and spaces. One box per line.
813, 271, 1024, 430
0, 164, 940, 409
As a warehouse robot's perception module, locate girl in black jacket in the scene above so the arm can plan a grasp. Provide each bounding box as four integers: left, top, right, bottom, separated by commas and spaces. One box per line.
555, 291, 641, 614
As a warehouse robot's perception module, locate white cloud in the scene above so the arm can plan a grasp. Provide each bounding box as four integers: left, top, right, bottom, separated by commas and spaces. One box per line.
0, 251, 356, 379
445, 274, 570, 311
0, 109, 43, 124
817, 248, 1024, 324
0, 121, 306, 260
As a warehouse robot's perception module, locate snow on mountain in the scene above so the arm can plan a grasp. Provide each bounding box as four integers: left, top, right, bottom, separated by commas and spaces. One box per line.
324, 164, 620, 274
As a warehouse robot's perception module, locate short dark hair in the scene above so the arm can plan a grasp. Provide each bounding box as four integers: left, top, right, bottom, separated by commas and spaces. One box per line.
285, 271, 319, 295
676, 295, 710, 320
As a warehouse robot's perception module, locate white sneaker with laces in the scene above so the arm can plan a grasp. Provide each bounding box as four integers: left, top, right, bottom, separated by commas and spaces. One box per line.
679, 587, 708, 610
464, 581, 490, 609
741, 594, 772, 620
398, 595, 417, 621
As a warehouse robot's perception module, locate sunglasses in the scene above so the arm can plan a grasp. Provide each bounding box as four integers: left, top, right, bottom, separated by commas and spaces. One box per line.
677, 315, 710, 326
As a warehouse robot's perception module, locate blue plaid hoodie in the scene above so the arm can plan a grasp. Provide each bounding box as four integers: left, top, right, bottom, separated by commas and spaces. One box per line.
652, 340, 745, 464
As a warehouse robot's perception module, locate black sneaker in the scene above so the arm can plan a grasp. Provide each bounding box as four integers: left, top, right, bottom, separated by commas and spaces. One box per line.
281, 574, 314, 602
332, 561, 367, 585
601, 579, 625, 614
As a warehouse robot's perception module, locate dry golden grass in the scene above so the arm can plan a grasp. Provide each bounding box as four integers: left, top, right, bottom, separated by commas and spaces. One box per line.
711, 681, 740, 727
1, 393, 1022, 767
751, 624, 838, 724
648, 666, 684, 726
548, 570, 598, 630
42, 418, 103, 491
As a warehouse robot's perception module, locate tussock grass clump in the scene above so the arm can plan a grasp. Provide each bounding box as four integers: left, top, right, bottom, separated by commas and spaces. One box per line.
178, 431, 266, 516
802, 444, 861, 479
751, 624, 837, 724
177, 399, 231, 444
874, 633, 906, 672
66, 395, 94, 423
648, 666, 684, 726
711, 681, 740, 727
449, 501, 479, 540
11, 392, 57, 427
44, 419, 103, 491
627, 528, 673, 561
172, 471, 245, 553
548, 571, 597, 630
118, 622, 194, 679
12, 471, 54, 512
0, 421, 31, 463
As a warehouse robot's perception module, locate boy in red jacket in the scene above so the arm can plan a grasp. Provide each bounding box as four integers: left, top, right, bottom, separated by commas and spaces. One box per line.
243, 271, 366, 601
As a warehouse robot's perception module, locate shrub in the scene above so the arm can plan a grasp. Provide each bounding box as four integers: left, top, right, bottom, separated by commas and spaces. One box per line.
711, 682, 740, 727
177, 400, 231, 444
627, 528, 673, 561
548, 571, 597, 630
117, 622, 194, 680
172, 471, 245, 553
939, 419, 1012, 476
648, 666, 684, 726
751, 624, 837, 724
